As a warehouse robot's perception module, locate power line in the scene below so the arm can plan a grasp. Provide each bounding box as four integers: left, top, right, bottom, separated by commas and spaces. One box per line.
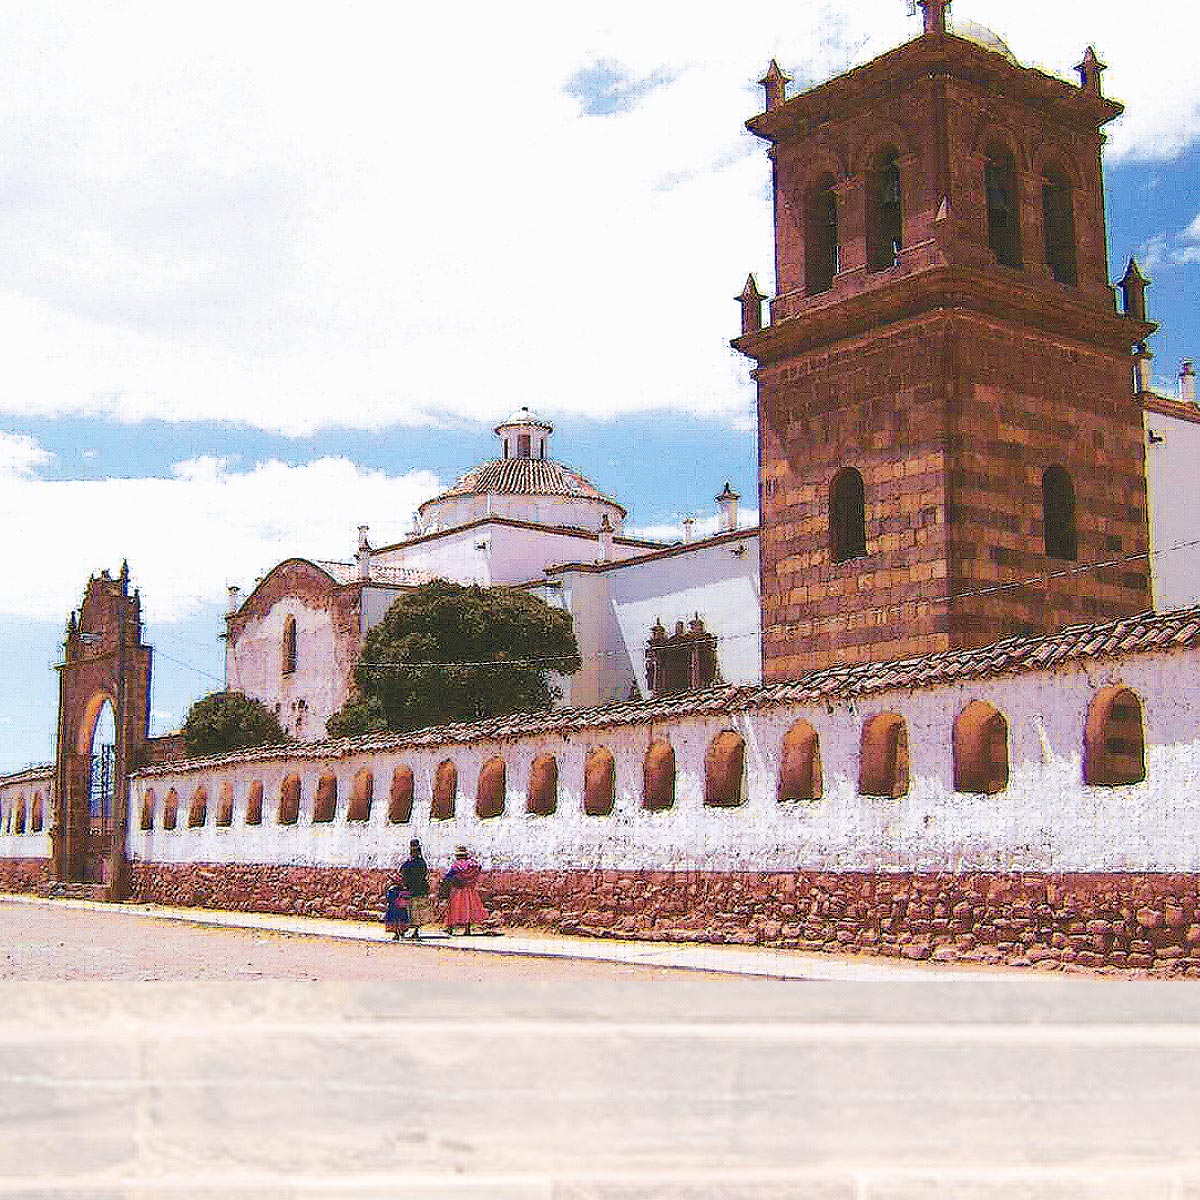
356, 534, 1200, 672
152, 532, 1200, 680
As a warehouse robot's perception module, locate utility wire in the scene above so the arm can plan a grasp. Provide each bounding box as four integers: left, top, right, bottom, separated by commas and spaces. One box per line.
150, 533, 1200, 681
355, 533, 1200, 672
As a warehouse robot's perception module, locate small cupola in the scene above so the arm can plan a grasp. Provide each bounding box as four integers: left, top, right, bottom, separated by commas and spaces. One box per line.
495, 406, 554, 461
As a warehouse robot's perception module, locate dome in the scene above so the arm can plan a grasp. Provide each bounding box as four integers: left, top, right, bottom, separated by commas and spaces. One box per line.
951, 19, 1018, 64
416, 411, 627, 534
419, 457, 623, 513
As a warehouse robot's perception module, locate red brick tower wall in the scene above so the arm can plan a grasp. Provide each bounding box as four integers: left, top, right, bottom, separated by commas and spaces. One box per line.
739, 29, 1152, 680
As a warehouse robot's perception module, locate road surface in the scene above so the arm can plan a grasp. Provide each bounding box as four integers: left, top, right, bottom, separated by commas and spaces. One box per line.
2, 898, 1199, 1197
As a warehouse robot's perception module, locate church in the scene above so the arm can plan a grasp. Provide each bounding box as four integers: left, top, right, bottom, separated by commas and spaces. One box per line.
222, 0, 1197, 742
5, 0, 1200, 975
223, 406, 763, 739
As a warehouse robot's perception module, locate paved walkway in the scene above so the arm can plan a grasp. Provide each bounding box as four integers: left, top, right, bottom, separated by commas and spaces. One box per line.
2, 892, 1036, 982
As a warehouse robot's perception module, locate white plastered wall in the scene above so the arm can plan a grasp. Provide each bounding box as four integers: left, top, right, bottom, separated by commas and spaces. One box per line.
127, 646, 1200, 876
1144, 408, 1200, 610
226, 598, 352, 740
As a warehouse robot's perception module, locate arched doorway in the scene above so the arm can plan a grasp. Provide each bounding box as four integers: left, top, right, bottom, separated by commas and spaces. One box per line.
84, 700, 117, 883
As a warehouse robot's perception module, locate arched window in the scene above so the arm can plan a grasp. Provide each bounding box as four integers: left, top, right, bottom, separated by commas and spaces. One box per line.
14, 794, 26, 834
643, 741, 676, 811
953, 701, 1009, 794
1043, 466, 1077, 561
187, 785, 208, 828
282, 615, 297, 676
705, 731, 746, 807
984, 146, 1022, 268
584, 747, 615, 816
278, 774, 301, 825
778, 719, 822, 802
246, 780, 264, 826
830, 468, 867, 563
1042, 166, 1077, 285
313, 773, 337, 823
216, 781, 234, 827
432, 760, 457, 820
348, 769, 373, 822
1084, 685, 1146, 787
528, 753, 558, 816
30, 791, 44, 832
476, 757, 506, 819
868, 149, 903, 272
140, 788, 156, 831
163, 788, 179, 830
389, 765, 414, 823
859, 713, 909, 797
805, 173, 839, 294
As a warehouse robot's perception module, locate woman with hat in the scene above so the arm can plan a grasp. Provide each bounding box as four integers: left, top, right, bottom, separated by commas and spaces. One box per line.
443, 845, 487, 936
399, 838, 431, 940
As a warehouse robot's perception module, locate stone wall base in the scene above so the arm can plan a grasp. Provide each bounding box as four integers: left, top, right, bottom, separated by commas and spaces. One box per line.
0, 858, 51, 894
126, 861, 1200, 976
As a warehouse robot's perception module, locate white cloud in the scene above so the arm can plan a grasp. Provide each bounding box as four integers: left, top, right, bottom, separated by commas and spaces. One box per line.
0, 438, 440, 622
629, 508, 760, 544
0, 431, 53, 478
0, 2, 1191, 436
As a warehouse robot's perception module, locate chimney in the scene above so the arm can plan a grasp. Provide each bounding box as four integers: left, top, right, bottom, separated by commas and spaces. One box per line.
1181, 359, 1196, 404
715, 482, 740, 532
357, 525, 371, 581
682, 516, 696, 545
598, 513, 614, 562
227, 585, 241, 615
1132, 342, 1153, 395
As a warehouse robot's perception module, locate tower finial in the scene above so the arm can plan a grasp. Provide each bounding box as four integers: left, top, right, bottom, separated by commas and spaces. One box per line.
737, 274, 767, 335
759, 60, 790, 112
1119, 258, 1149, 323
918, 0, 949, 35
1075, 46, 1106, 96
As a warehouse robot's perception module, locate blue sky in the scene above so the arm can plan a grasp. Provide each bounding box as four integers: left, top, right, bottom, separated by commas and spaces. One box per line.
1, 0, 1198, 772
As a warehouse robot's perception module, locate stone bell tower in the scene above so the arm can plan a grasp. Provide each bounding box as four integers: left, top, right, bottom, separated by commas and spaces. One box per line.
735, 1, 1153, 680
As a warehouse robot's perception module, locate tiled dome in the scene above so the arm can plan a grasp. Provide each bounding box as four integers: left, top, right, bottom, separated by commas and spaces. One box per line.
419, 457, 624, 515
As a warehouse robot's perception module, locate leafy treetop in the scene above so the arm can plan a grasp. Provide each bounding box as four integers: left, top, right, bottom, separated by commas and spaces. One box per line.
181, 691, 289, 757
326, 580, 581, 737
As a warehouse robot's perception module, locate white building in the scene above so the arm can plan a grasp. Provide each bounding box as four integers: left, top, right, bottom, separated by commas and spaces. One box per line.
1143, 359, 1200, 612
225, 407, 760, 738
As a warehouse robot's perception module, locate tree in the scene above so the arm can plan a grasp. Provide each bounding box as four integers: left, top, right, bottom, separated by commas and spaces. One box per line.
182, 691, 288, 757
327, 581, 581, 737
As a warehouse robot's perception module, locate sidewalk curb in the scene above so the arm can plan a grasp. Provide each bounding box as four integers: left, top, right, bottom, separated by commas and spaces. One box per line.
0, 892, 1043, 982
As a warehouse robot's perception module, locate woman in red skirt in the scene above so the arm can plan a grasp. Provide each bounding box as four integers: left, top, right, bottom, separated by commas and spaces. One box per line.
444, 845, 487, 935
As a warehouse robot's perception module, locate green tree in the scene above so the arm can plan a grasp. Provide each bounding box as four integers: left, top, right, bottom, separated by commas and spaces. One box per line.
327, 581, 581, 736
181, 691, 288, 757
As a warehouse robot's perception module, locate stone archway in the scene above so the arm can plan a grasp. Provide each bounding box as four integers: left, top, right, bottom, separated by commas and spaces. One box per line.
54, 564, 152, 895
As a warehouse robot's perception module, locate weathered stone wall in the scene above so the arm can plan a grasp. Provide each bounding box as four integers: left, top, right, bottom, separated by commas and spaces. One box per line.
0, 857, 51, 894
126, 859, 1200, 976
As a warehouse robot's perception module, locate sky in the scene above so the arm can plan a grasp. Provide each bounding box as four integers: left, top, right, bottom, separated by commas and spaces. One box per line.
1, 0, 1198, 772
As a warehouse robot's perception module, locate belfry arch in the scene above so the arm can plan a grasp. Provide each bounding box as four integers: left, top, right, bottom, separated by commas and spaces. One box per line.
54, 563, 153, 895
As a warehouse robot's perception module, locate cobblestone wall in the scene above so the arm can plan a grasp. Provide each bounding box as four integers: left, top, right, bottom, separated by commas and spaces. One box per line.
0, 858, 51, 893
128, 861, 1200, 976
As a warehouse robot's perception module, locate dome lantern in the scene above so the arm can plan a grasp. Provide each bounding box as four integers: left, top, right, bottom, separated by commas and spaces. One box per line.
495, 406, 554, 461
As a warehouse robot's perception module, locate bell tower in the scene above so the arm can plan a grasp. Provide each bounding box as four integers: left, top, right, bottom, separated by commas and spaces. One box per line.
735, 4, 1153, 679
